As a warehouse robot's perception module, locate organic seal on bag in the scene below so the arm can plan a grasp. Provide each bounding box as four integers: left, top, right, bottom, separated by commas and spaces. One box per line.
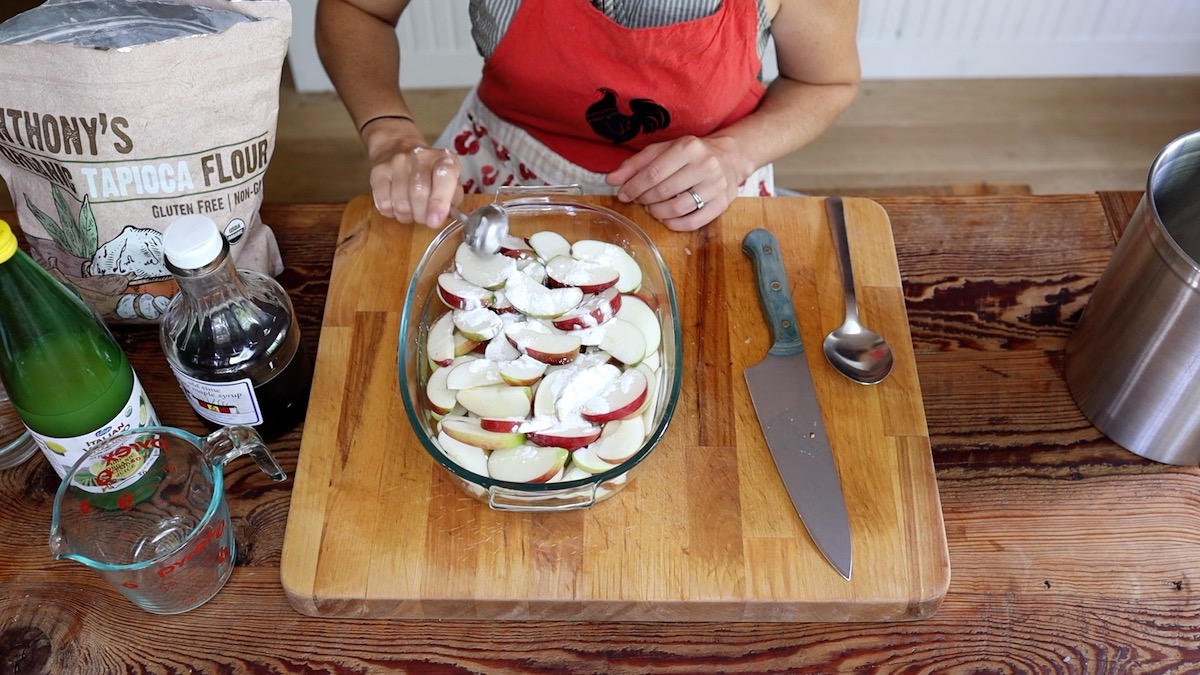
0, 0, 291, 323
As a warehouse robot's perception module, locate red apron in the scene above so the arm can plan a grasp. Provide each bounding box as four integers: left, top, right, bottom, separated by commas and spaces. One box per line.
476, 0, 767, 174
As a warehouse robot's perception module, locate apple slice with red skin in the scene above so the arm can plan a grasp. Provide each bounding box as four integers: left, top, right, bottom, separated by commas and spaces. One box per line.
437, 273, 494, 310
528, 230, 572, 261
455, 242, 516, 289
445, 358, 505, 389
440, 415, 526, 450
453, 307, 504, 342
455, 383, 533, 419
552, 287, 622, 330
499, 234, 535, 259
553, 362, 622, 422
544, 255, 620, 294
504, 272, 583, 319
571, 240, 643, 293
499, 354, 548, 386
580, 367, 649, 423
436, 430, 490, 477
480, 417, 526, 433
527, 424, 602, 450
426, 310, 457, 367
570, 444, 620, 474
485, 333, 522, 361
509, 329, 582, 365
592, 416, 646, 464
488, 445, 569, 483
425, 363, 458, 415
597, 317, 646, 366
616, 293, 661, 361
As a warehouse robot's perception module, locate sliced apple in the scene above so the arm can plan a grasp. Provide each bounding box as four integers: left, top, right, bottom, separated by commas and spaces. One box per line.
570, 444, 620, 474
499, 234, 535, 259
503, 272, 583, 319
511, 330, 582, 365
597, 317, 646, 366
455, 242, 516, 289
592, 416, 646, 464
544, 255, 620, 294
616, 294, 661, 360
425, 364, 458, 415
634, 361, 659, 418
437, 273, 494, 310
554, 363, 622, 424
641, 349, 661, 372
528, 230, 572, 261
580, 367, 649, 423
517, 259, 548, 285
480, 417, 526, 433
456, 384, 533, 419
533, 368, 573, 418
484, 333, 522, 362
426, 310, 457, 367
571, 240, 643, 293
445, 358, 504, 389
488, 445, 569, 483
452, 307, 503, 342
551, 287, 622, 330
491, 290, 516, 313
560, 465, 594, 482
436, 430, 490, 477
527, 424, 602, 450
499, 354, 548, 386
440, 415, 526, 450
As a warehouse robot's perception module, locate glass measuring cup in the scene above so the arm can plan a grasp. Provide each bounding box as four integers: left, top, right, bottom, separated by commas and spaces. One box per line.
49, 424, 286, 614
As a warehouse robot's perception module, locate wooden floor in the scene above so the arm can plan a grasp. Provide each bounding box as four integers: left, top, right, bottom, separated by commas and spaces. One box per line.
2, 76, 1199, 210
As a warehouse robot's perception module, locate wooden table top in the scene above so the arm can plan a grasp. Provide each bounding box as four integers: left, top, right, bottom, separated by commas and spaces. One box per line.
0, 191, 1184, 673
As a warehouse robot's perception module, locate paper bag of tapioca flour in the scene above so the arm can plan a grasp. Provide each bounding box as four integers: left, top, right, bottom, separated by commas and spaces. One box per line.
0, 0, 291, 323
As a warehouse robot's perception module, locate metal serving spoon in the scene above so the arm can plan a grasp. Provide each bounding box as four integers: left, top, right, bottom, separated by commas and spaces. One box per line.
450, 203, 509, 256
822, 197, 895, 385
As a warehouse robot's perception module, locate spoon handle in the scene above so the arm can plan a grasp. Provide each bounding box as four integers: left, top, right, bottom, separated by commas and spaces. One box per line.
824, 197, 859, 319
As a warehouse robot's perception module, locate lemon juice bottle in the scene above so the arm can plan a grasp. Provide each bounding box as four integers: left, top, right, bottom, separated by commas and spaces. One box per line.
0, 219, 159, 488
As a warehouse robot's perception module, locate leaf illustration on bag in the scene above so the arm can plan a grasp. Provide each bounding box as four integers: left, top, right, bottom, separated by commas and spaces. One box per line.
23, 186, 99, 259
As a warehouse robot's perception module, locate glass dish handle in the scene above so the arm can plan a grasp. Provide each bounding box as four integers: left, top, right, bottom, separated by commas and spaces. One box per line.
487, 483, 599, 511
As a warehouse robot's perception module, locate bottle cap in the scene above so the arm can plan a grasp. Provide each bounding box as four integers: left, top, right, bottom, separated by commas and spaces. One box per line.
163, 215, 225, 270
0, 219, 16, 263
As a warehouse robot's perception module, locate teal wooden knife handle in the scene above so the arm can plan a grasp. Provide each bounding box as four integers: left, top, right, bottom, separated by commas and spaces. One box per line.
742, 228, 804, 357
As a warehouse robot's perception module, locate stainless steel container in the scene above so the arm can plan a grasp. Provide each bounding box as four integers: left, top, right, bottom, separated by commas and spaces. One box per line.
1066, 129, 1200, 464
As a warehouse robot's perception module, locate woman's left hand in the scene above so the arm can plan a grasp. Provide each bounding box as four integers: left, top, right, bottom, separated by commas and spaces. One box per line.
606, 135, 750, 231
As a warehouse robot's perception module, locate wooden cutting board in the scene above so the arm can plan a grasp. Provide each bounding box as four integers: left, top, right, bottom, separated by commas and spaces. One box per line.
280, 194, 949, 621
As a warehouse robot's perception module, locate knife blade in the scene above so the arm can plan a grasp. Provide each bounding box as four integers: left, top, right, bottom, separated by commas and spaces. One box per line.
742, 227, 853, 580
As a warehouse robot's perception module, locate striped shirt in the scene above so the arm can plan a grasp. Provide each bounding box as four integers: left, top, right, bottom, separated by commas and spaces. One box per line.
468, 0, 772, 60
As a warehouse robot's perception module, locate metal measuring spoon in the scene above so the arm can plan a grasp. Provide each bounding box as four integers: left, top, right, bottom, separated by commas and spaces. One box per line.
450, 203, 509, 256
821, 197, 895, 385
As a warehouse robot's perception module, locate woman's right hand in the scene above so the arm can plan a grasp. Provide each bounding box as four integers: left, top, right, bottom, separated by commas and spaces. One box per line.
361, 116, 463, 228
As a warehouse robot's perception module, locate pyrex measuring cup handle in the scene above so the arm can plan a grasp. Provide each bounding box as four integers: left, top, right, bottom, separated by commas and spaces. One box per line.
200, 425, 287, 482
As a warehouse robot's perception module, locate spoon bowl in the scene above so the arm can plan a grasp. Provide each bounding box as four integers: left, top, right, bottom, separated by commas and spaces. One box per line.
822, 197, 894, 385
450, 203, 509, 255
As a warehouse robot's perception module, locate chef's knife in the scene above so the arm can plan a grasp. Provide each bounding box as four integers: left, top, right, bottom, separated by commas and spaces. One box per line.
742, 228, 853, 581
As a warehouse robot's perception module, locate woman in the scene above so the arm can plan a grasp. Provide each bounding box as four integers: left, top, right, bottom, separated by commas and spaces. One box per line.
316, 0, 860, 231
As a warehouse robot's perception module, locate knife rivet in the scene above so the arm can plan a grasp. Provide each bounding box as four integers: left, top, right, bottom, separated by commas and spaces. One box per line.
781, 319, 792, 329
770, 281, 782, 291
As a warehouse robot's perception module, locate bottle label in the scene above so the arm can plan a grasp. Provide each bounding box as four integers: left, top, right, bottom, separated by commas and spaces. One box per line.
29, 374, 160, 489
173, 370, 263, 427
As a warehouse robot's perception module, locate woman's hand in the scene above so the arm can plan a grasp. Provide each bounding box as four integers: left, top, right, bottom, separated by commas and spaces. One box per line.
605, 134, 751, 231
362, 117, 463, 228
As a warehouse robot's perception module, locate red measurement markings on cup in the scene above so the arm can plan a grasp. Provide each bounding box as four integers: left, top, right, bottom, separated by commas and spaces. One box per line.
157, 518, 228, 579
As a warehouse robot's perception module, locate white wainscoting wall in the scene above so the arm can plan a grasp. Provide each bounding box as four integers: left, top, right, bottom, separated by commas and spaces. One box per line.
288, 0, 1200, 93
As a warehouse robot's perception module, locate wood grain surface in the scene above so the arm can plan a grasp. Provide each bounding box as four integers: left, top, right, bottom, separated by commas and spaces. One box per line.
280, 195, 949, 621
6, 194, 1200, 674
